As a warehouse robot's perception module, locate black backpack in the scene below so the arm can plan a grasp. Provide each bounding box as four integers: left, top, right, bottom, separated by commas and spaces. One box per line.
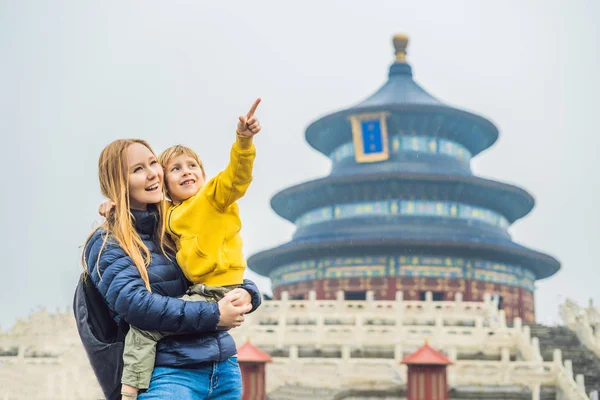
73, 272, 127, 400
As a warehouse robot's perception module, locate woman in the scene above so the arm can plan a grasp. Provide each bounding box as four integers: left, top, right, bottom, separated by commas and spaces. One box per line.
81, 134, 261, 399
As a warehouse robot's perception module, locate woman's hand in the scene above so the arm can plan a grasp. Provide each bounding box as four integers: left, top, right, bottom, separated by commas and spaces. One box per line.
236, 98, 262, 138
226, 288, 253, 309
98, 200, 116, 218
217, 292, 252, 329
218, 288, 253, 329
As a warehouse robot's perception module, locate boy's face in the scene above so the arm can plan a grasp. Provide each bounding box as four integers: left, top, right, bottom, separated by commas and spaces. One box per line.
164, 154, 206, 203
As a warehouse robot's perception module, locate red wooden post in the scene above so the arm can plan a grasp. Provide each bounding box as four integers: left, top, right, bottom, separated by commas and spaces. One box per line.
401, 341, 452, 400
237, 339, 272, 400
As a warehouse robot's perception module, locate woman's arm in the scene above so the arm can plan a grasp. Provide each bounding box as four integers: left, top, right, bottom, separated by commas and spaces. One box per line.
85, 231, 226, 333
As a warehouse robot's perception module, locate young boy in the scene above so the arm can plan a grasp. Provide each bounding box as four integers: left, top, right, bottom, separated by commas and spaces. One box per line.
118, 99, 262, 398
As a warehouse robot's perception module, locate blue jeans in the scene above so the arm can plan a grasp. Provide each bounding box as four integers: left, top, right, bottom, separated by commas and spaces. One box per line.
137, 357, 242, 400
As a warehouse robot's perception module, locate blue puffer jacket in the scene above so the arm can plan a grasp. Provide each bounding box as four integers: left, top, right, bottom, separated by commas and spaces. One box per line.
84, 208, 261, 367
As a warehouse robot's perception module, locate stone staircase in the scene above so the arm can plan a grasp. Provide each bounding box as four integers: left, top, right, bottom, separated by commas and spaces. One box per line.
450, 385, 557, 400
529, 324, 600, 393
267, 384, 558, 400
267, 385, 341, 400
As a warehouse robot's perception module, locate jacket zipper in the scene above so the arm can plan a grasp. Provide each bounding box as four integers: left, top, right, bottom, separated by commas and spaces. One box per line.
167, 203, 181, 238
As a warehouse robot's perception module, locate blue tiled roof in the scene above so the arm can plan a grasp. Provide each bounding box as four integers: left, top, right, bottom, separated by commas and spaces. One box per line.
304, 58, 498, 157
353, 63, 442, 109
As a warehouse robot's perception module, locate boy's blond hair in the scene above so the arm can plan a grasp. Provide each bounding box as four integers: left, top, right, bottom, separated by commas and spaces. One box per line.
159, 145, 207, 181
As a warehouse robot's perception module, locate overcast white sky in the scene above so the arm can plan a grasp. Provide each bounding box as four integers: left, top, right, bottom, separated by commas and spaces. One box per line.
1, 0, 598, 329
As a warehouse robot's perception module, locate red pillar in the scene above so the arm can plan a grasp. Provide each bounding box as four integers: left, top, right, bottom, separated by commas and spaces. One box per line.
237, 339, 273, 400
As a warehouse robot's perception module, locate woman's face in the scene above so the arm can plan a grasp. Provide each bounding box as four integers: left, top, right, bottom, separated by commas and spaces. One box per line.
124, 143, 164, 210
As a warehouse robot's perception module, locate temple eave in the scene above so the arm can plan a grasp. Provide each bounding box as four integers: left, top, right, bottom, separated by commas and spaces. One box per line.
248, 238, 560, 280
270, 173, 535, 223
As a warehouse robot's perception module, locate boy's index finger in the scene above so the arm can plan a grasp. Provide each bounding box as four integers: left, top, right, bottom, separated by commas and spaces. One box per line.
246, 98, 261, 119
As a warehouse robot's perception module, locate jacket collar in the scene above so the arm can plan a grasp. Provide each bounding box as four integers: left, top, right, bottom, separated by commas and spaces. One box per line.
131, 206, 159, 236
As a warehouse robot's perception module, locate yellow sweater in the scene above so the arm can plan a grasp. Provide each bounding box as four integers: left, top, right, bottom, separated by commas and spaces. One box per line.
166, 135, 255, 286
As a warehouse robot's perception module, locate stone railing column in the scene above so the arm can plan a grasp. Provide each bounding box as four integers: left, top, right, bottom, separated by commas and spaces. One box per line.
475, 316, 483, 328
448, 347, 457, 363
483, 292, 491, 305
501, 348, 510, 364
474, 316, 484, 346
60, 369, 67, 400
498, 309, 507, 328
394, 344, 403, 363
564, 360, 574, 380
454, 292, 463, 315
340, 345, 352, 380
582, 313, 593, 336
424, 290, 434, 314
531, 384, 540, 400
17, 345, 25, 362
341, 345, 351, 360
316, 315, 324, 350
586, 298, 598, 324
514, 317, 523, 330
354, 314, 365, 347
289, 345, 298, 360
500, 347, 511, 383
531, 337, 543, 362
522, 324, 531, 344
308, 290, 317, 313
576, 374, 586, 393
553, 349, 563, 368
425, 291, 433, 313
365, 290, 375, 314
336, 290, 345, 313
434, 315, 444, 347
491, 294, 499, 311
395, 291, 404, 327
277, 292, 289, 349
280, 291, 289, 303
46, 373, 54, 400
513, 317, 531, 361
447, 347, 457, 386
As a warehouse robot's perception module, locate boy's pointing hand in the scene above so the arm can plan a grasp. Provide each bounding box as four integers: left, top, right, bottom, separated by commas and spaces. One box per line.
237, 98, 262, 138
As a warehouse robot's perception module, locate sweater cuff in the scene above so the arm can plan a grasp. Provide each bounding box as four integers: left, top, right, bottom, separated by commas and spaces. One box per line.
234, 135, 255, 152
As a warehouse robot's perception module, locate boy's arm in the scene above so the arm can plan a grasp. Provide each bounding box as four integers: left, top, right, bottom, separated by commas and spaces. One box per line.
203, 98, 261, 212
203, 135, 256, 212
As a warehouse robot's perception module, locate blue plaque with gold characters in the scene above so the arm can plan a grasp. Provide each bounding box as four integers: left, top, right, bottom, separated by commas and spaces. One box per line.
349, 112, 390, 162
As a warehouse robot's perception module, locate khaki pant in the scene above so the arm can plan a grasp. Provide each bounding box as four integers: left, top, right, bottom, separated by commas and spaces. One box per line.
121, 284, 239, 389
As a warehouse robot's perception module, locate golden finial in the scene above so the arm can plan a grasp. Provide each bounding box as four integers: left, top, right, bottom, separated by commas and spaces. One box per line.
424, 337, 429, 346
393, 33, 409, 63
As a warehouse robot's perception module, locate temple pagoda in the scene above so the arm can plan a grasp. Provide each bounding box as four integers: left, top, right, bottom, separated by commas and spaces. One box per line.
248, 34, 559, 322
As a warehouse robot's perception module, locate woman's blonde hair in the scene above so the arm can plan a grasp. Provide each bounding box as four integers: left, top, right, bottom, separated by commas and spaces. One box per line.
82, 139, 174, 291
158, 145, 207, 182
